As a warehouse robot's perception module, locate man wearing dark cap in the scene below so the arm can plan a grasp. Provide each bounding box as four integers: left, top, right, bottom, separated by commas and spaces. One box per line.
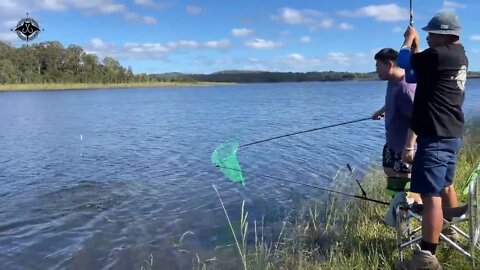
395, 10, 468, 270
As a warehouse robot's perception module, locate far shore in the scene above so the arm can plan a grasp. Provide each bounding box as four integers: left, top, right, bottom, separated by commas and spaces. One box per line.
0, 82, 233, 92
1, 76, 480, 92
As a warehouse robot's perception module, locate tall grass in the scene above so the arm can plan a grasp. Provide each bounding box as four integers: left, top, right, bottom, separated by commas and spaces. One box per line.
211, 133, 480, 270
0, 82, 226, 91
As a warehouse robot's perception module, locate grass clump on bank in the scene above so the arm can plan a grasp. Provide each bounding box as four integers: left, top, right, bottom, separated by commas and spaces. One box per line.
0, 82, 228, 91
211, 132, 480, 270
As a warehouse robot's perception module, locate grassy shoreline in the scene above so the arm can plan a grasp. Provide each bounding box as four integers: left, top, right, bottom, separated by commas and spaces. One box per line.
199, 132, 480, 270
3, 77, 479, 92
0, 82, 231, 92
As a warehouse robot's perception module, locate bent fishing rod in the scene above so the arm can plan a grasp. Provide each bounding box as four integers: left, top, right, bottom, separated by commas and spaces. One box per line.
215, 164, 389, 206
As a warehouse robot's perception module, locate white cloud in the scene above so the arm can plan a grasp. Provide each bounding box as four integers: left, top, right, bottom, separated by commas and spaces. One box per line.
142, 16, 157, 24
392, 26, 403, 33
186, 5, 202, 14
0, 0, 157, 25
339, 22, 354, 30
125, 12, 157, 24
300, 36, 311, 43
276, 54, 322, 70
144, 50, 376, 73
271, 7, 333, 31
0, 2, 33, 43
90, 38, 114, 50
327, 52, 350, 65
18, 0, 157, 24
3, 20, 18, 29
278, 8, 315, 24
0, 0, 22, 10
245, 38, 282, 49
98, 4, 125, 14
90, 38, 108, 49
0, 1, 31, 19
287, 53, 305, 61
329, 51, 371, 67
194, 54, 323, 72
173, 40, 199, 49
84, 38, 232, 61
0, 32, 18, 43
192, 56, 236, 69
321, 19, 334, 28
470, 35, 480, 41
120, 42, 170, 58
124, 42, 140, 47
232, 28, 254, 37
125, 12, 140, 20
133, 0, 173, 9
36, 0, 67, 11
443, 1, 467, 10
141, 43, 170, 53
134, 0, 155, 7
339, 4, 409, 22
62, 1, 127, 14
203, 39, 231, 49
211, 51, 372, 72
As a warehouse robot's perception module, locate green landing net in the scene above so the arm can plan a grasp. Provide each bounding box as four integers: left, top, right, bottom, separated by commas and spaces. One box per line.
211, 141, 244, 185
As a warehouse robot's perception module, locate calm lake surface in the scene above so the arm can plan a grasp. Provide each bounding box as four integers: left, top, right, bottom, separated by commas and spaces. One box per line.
1, 80, 479, 269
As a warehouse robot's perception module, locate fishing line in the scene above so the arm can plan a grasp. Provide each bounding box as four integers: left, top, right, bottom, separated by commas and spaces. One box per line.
214, 164, 389, 206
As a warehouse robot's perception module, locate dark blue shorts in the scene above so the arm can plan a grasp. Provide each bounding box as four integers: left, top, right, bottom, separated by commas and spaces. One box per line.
410, 136, 463, 197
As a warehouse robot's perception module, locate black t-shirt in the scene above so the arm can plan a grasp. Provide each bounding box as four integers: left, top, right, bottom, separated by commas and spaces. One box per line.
410, 43, 468, 138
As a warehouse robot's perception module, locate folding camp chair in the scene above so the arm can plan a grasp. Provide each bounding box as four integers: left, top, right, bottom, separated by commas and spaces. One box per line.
394, 162, 480, 268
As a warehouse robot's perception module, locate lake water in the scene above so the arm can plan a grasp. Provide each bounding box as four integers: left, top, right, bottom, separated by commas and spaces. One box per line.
1, 80, 479, 269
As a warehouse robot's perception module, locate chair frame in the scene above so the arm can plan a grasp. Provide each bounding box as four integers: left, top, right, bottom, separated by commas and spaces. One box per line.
394, 163, 480, 269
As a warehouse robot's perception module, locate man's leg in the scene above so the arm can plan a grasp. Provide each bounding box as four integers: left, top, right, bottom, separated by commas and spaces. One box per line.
439, 138, 463, 239
440, 137, 462, 208
420, 195, 443, 253
440, 185, 460, 240
441, 185, 458, 208
395, 136, 444, 270
395, 192, 444, 270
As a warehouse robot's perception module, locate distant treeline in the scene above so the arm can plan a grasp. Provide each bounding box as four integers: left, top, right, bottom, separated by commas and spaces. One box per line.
154, 70, 480, 84
154, 70, 480, 83
1, 41, 479, 85
469, 71, 480, 78
156, 71, 378, 83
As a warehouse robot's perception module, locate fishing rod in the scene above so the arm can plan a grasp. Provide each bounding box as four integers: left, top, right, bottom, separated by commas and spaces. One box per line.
214, 164, 389, 206
347, 163, 368, 198
212, 116, 382, 184
239, 117, 372, 148
409, 0, 417, 52
409, 0, 414, 26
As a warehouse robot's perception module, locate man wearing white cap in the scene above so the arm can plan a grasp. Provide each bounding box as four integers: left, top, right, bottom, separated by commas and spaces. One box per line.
395, 10, 468, 270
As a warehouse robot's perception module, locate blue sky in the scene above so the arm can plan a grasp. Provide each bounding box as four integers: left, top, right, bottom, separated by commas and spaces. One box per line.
1, 0, 479, 74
